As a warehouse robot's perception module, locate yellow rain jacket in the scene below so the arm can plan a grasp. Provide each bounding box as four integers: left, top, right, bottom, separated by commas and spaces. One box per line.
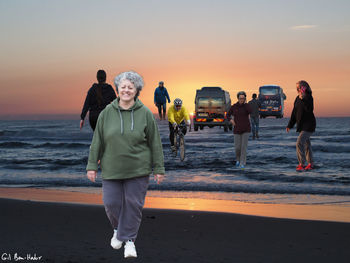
168, 105, 190, 124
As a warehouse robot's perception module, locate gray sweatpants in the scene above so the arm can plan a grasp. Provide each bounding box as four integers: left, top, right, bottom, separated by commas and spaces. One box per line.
102, 176, 149, 242
296, 131, 314, 165
234, 132, 249, 165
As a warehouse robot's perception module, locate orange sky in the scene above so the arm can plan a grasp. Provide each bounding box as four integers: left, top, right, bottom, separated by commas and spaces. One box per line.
0, 1, 349, 118
1, 59, 348, 118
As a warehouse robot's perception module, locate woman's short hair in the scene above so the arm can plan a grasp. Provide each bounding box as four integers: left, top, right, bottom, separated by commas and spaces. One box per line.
96, 70, 106, 83
237, 91, 247, 99
114, 71, 144, 97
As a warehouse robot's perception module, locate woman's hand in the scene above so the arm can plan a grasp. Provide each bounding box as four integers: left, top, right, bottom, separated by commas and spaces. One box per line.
230, 119, 235, 126
80, 120, 84, 130
154, 174, 164, 184
87, 170, 97, 182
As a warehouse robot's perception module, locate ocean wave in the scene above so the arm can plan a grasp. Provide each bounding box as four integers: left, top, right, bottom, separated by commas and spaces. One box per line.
10, 129, 53, 137
149, 183, 350, 196
322, 137, 350, 143
251, 155, 293, 164
0, 130, 17, 136
260, 125, 287, 131
0, 179, 94, 187
0, 141, 89, 149
34, 142, 89, 149
339, 163, 350, 169
32, 125, 63, 129
0, 128, 83, 139
163, 153, 295, 172
315, 130, 350, 136
186, 137, 232, 144
1, 118, 350, 198
242, 170, 350, 185
312, 145, 350, 153
1, 179, 349, 196
164, 158, 230, 171
0, 157, 88, 167
0, 142, 32, 147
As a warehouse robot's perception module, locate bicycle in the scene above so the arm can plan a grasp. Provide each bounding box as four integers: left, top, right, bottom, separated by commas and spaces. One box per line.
173, 123, 190, 161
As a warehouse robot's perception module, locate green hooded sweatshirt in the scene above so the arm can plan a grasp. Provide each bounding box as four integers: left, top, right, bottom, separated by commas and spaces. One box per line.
86, 98, 165, 179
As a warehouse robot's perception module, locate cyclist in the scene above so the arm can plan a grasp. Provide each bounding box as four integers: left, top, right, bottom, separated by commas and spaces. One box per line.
168, 98, 191, 151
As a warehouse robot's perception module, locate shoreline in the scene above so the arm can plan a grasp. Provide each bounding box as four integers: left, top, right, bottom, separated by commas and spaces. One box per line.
1, 187, 350, 223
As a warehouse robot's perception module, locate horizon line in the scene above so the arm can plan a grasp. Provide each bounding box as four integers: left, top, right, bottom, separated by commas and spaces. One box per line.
0, 113, 349, 120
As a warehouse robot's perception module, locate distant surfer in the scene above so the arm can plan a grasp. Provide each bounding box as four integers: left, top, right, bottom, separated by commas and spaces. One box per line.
80, 69, 116, 131
286, 80, 316, 171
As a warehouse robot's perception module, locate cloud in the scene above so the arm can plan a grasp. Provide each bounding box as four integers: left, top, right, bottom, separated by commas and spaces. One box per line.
289, 25, 318, 30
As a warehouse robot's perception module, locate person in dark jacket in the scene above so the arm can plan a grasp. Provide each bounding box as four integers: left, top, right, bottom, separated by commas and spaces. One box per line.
286, 80, 316, 171
80, 70, 117, 131
248, 93, 261, 139
227, 91, 252, 169
154, 81, 170, 120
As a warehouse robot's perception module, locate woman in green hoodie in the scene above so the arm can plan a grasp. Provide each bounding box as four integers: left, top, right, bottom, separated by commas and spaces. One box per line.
86, 71, 165, 258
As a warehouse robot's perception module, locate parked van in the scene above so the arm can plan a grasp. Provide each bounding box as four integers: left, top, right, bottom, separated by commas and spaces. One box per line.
258, 85, 287, 118
193, 87, 232, 132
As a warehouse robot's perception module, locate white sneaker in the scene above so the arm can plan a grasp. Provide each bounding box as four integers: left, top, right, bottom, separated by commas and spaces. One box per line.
110, 230, 123, 250
124, 240, 137, 258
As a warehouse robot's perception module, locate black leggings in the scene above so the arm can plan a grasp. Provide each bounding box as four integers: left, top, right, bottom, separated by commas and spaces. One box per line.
169, 121, 187, 146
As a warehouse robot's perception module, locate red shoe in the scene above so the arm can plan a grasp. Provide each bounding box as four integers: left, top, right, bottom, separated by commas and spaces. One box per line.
304, 163, 314, 170
296, 164, 304, 171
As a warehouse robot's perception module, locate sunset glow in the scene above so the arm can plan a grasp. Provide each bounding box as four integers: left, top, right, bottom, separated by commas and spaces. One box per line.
1, 0, 349, 118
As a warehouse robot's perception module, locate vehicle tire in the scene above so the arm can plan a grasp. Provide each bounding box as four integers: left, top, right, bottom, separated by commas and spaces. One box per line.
194, 125, 198, 131
179, 136, 185, 161
200, 125, 204, 130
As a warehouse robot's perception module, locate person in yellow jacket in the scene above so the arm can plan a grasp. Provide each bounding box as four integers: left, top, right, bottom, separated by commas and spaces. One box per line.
168, 98, 191, 151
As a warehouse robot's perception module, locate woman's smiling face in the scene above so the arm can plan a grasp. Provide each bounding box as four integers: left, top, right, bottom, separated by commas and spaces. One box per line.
118, 79, 137, 103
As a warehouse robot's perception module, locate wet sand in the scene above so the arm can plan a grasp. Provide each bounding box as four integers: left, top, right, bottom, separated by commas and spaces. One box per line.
0, 187, 350, 222
1, 189, 350, 262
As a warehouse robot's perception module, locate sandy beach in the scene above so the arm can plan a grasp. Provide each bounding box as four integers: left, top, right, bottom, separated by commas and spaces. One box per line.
1, 188, 350, 263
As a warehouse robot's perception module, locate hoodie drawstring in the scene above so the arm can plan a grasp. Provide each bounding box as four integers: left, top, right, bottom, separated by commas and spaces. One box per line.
131, 109, 134, 131
118, 108, 135, 134
118, 108, 124, 134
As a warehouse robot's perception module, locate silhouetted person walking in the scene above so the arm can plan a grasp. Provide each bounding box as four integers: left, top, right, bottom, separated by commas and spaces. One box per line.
80, 70, 116, 131
248, 93, 261, 139
154, 81, 170, 120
